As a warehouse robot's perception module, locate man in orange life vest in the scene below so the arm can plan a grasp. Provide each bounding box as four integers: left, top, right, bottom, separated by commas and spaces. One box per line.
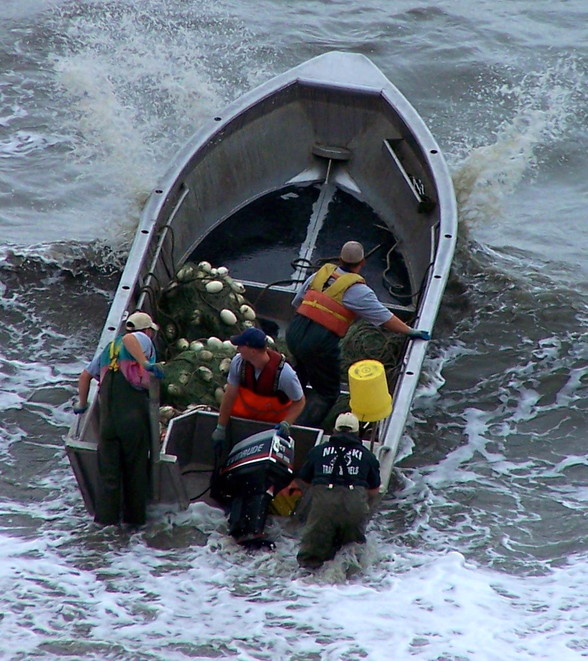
211, 327, 306, 450
286, 240, 430, 425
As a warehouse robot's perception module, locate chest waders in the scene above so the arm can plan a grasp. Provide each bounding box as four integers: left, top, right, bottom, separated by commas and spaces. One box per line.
297, 442, 369, 568
94, 339, 151, 526
328, 444, 354, 489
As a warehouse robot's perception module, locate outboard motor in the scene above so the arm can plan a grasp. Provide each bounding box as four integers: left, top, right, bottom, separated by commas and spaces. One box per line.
219, 429, 295, 548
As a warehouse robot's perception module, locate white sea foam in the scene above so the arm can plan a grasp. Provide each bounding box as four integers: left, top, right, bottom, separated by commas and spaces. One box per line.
2, 499, 588, 660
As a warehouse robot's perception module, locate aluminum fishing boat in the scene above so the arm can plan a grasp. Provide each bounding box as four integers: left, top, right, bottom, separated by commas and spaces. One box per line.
66, 51, 457, 516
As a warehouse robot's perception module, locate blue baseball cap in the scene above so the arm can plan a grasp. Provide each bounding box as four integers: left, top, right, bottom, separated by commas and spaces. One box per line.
230, 327, 267, 348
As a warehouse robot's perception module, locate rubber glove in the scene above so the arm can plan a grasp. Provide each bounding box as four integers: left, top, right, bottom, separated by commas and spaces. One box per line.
144, 361, 165, 379
211, 425, 226, 462
73, 399, 88, 415
408, 329, 431, 341
211, 424, 226, 444
274, 420, 291, 438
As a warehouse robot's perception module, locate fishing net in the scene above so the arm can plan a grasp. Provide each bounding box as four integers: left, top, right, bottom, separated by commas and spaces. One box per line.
155, 261, 293, 424
153, 261, 258, 426
157, 260, 258, 347
160, 342, 234, 410
340, 319, 405, 391
319, 320, 406, 432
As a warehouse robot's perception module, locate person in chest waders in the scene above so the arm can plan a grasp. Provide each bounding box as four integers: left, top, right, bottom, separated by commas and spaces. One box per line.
286, 240, 431, 426
296, 412, 381, 570
74, 311, 164, 527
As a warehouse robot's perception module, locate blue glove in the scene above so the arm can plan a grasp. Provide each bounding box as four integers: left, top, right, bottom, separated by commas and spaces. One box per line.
274, 420, 291, 438
73, 400, 88, 415
144, 361, 165, 379
211, 424, 226, 444
408, 329, 431, 341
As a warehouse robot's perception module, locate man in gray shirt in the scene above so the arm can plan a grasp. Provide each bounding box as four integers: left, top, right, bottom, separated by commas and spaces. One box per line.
286, 241, 430, 425
212, 327, 306, 446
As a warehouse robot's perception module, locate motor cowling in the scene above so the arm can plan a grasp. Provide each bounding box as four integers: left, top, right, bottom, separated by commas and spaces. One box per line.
222, 429, 294, 480
218, 429, 295, 547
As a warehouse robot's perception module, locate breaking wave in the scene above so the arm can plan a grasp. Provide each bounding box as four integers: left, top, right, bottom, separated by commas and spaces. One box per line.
450, 57, 585, 229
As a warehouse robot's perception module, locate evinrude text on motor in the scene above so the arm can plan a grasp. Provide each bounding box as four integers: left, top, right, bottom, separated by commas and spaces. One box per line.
215, 429, 295, 548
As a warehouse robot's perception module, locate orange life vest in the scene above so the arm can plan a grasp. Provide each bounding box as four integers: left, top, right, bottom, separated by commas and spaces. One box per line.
296, 264, 365, 337
231, 349, 292, 423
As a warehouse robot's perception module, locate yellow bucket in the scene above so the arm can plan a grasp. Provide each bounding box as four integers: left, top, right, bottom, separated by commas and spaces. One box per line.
348, 359, 392, 422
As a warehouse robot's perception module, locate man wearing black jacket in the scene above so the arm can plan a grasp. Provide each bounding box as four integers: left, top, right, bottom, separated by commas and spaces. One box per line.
296, 412, 381, 569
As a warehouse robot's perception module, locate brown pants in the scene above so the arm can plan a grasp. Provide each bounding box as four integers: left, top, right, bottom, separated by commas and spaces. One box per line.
297, 484, 369, 568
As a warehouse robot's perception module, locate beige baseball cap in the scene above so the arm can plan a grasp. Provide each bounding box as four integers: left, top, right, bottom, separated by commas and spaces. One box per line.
340, 241, 365, 264
334, 412, 360, 433
125, 311, 159, 332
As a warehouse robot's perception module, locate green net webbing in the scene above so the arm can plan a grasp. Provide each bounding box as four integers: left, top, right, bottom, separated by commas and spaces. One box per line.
156, 261, 291, 414
161, 343, 233, 409
340, 319, 405, 391
157, 261, 256, 345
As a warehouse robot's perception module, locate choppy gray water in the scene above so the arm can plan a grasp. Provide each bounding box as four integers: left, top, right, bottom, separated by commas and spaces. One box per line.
1, 1, 587, 659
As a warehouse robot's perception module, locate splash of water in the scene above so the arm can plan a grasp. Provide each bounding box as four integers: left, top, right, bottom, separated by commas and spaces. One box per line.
50, 0, 272, 253
451, 58, 585, 228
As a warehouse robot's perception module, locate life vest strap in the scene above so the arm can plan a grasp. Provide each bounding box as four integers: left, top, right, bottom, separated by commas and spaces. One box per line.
309, 264, 364, 302
108, 338, 122, 371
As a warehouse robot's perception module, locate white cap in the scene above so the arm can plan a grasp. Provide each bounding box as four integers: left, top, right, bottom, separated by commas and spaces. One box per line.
125, 311, 159, 332
334, 412, 360, 433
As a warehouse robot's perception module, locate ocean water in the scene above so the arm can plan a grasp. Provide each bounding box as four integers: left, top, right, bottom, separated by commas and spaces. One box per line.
1, 1, 587, 659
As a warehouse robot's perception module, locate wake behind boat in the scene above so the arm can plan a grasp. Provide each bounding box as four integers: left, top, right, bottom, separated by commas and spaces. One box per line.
66, 51, 457, 525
